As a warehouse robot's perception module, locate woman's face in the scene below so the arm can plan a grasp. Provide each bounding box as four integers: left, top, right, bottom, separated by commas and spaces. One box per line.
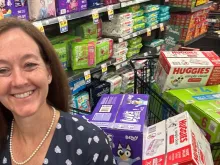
0, 28, 52, 118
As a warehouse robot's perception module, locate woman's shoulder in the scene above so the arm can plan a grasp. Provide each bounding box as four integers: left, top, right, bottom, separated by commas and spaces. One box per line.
58, 111, 103, 137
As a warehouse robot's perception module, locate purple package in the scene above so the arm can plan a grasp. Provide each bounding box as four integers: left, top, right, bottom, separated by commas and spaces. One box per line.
56, 0, 78, 16
77, 0, 87, 12
89, 94, 149, 165
0, 0, 29, 20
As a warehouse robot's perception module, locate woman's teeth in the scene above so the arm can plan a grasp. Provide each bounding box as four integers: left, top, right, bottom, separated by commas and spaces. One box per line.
14, 91, 33, 98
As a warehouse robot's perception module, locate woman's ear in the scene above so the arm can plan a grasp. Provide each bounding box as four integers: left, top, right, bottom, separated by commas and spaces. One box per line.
46, 65, 52, 84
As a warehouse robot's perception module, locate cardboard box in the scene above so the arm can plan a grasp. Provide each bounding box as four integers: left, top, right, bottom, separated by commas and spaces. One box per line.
142, 121, 166, 165
89, 94, 148, 165
154, 51, 220, 92
166, 111, 214, 165
190, 100, 220, 143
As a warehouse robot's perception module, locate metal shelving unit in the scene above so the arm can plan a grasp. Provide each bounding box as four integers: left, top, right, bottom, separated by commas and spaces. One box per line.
180, 33, 206, 46
37, 3, 121, 26
67, 58, 116, 82
121, 0, 150, 8
170, 1, 213, 12
115, 22, 167, 43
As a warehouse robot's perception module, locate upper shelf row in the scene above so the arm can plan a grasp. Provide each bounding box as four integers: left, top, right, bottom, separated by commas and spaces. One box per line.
35, 1, 213, 26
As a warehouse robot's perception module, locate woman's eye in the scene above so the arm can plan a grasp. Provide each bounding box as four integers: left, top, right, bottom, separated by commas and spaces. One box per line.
25, 63, 38, 69
0, 68, 10, 76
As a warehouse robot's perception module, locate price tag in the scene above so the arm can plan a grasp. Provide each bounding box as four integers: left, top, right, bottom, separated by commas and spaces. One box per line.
58, 16, 68, 33
160, 23, 164, 31
33, 21, 45, 34
116, 64, 120, 70
156, 46, 161, 52
151, 25, 157, 30
146, 28, 151, 36
84, 70, 91, 84
101, 63, 107, 75
107, 5, 114, 20
92, 10, 99, 24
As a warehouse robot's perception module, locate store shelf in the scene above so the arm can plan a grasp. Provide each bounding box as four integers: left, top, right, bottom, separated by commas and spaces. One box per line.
180, 33, 206, 46
36, 3, 121, 26
170, 1, 213, 13
67, 58, 116, 82
209, 11, 220, 15
121, 0, 150, 8
116, 22, 167, 43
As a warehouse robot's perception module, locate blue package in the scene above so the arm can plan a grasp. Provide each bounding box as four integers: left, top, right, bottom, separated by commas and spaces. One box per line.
159, 12, 169, 18
159, 6, 170, 13
69, 77, 86, 95
87, 0, 102, 8
144, 11, 159, 18
72, 91, 91, 112
158, 15, 170, 23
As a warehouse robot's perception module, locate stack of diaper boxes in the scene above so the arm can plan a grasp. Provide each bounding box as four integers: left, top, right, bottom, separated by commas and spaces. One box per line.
127, 36, 143, 58
102, 13, 133, 37
142, 111, 214, 165
142, 4, 160, 28
89, 94, 149, 165
113, 41, 128, 64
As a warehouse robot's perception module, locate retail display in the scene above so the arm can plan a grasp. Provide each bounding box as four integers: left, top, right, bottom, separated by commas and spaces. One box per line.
89, 94, 149, 165
169, 0, 209, 8
154, 51, 220, 92
169, 8, 209, 43
0, 0, 29, 20
166, 111, 213, 165
28, 0, 56, 20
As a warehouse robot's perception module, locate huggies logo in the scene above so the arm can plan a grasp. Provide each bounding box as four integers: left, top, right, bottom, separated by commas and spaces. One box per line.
179, 119, 188, 143
125, 135, 138, 141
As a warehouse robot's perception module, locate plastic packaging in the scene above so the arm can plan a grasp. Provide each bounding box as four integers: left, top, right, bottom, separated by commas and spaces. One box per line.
128, 36, 142, 45
133, 23, 145, 32
132, 10, 144, 18
141, 4, 160, 13
133, 16, 145, 25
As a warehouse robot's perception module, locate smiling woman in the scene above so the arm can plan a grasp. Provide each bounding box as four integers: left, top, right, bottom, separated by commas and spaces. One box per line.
0, 18, 115, 165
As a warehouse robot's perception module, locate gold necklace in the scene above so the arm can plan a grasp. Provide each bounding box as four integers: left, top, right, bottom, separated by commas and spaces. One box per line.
10, 107, 56, 165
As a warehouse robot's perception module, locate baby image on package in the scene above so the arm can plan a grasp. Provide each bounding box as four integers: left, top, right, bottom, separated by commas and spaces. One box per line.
28, 0, 56, 20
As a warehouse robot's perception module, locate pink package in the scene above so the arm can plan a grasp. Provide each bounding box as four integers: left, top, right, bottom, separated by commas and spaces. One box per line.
28, 0, 56, 21
56, 0, 78, 16
103, 0, 118, 5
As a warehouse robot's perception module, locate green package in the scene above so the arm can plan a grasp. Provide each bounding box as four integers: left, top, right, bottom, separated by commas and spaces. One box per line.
133, 23, 145, 32
133, 16, 145, 25
145, 20, 159, 28
132, 10, 144, 18
144, 39, 164, 47
128, 36, 142, 45
145, 16, 158, 23
53, 42, 68, 70
190, 100, 220, 144
70, 39, 97, 70
76, 22, 98, 39
144, 11, 159, 18
121, 4, 141, 13
106, 75, 122, 94
96, 38, 113, 64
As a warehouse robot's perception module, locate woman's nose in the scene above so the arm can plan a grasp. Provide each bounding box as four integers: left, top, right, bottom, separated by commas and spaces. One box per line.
11, 69, 28, 87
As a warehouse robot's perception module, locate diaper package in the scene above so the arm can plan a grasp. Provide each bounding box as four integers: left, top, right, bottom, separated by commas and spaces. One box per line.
133, 23, 145, 32
0, 0, 29, 20
127, 43, 143, 58
145, 20, 159, 28
89, 94, 149, 165
111, 13, 133, 23
162, 85, 220, 143
86, 80, 111, 110
166, 112, 213, 165
69, 77, 86, 95
142, 121, 166, 165
128, 36, 142, 46
72, 91, 91, 112
159, 5, 170, 13
120, 4, 141, 13
106, 75, 122, 94
96, 38, 113, 64
70, 39, 97, 70
56, 0, 87, 15
113, 41, 128, 52
144, 39, 164, 48
144, 11, 159, 18
154, 51, 220, 92
102, 23, 133, 37
132, 9, 144, 18
53, 42, 68, 70
121, 71, 134, 93
158, 15, 170, 22
113, 48, 128, 58
133, 16, 145, 25
28, 0, 56, 21
76, 21, 98, 39
141, 4, 160, 13
115, 55, 127, 64
103, 0, 118, 5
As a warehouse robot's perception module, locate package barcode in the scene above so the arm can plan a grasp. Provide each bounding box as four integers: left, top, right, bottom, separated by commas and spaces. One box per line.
99, 105, 112, 113
149, 125, 156, 134
93, 113, 111, 121
209, 121, 217, 133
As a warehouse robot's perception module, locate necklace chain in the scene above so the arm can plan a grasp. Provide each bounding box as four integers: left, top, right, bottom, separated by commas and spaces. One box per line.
10, 107, 56, 165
